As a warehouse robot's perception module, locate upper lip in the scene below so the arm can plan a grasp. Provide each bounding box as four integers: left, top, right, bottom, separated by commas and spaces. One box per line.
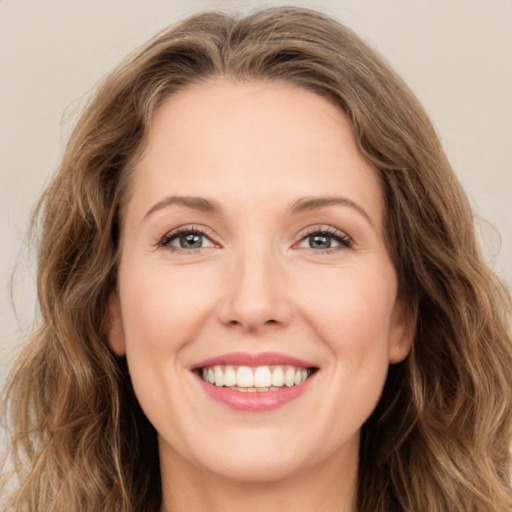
191, 351, 318, 370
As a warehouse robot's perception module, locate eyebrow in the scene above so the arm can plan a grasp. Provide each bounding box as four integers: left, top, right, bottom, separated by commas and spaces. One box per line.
290, 196, 375, 228
144, 195, 222, 220
144, 194, 374, 229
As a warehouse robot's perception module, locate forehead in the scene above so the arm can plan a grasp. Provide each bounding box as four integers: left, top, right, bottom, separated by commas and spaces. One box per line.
128, 79, 383, 228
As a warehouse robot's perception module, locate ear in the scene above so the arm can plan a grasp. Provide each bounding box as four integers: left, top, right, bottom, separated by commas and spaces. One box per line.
388, 296, 414, 364
104, 291, 126, 356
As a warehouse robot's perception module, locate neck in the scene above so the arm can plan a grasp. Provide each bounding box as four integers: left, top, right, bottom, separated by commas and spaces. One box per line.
159, 444, 358, 512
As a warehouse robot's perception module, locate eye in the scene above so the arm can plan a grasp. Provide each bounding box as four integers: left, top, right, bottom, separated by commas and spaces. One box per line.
296, 228, 352, 251
158, 228, 215, 251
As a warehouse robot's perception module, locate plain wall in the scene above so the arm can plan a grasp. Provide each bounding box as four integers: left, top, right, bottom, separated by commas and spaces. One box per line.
1, 0, 511, 391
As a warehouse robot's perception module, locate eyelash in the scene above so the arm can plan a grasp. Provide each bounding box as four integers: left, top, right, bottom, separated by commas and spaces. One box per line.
156, 226, 353, 252
297, 226, 353, 252
156, 226, 214, 250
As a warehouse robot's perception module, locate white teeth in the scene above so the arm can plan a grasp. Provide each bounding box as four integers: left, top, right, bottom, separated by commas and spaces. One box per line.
236, 366, 254, 387
223, 365, 237, 387
200, 364, 312, 390
214, 366, 224, 387
271, 366, 285, 387
285, 367, 295, 387
254, 366, 272, 387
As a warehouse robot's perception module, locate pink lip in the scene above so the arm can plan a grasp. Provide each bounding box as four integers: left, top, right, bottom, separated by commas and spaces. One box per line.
195, 373, 315, 412
191, 351, 317, 370
191, 352, 318, 412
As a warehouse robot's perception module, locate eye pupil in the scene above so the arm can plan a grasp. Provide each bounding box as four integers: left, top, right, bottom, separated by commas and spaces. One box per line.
180, 233, 202, 249
309, 234, 331, 249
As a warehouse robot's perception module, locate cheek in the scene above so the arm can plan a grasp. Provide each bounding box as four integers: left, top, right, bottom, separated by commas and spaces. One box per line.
291, 265, 396, 445
318, 288, 392, 384
298, 264, 397, 350
117, 265, 219, 431
297, 263, 397, 401
118, 263, 219, 353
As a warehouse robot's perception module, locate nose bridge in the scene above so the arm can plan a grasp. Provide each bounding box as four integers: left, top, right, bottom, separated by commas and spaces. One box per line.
218, 240, 291, 331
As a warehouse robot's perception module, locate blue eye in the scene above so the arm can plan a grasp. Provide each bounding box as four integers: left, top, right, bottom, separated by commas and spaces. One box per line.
297, 229, 352, 250
159, 229, 214, 250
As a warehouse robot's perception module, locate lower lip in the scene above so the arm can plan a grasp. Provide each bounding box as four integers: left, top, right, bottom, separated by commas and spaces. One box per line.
196, 374, 315, 412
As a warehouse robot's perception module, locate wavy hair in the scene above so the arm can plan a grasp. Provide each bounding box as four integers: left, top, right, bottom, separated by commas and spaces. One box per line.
2, 7, 512, 511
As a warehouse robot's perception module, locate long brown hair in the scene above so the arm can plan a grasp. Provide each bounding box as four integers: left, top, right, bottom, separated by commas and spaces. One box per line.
2, 7, 512, 511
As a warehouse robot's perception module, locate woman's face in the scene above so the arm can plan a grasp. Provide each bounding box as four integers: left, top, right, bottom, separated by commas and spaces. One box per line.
108, 80, 411, 484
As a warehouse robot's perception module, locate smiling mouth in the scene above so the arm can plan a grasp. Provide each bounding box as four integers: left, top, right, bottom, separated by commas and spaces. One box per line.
196, 364, 318, 392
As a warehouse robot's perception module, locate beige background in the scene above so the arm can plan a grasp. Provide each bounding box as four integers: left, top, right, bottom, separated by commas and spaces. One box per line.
1, 0, 511, 393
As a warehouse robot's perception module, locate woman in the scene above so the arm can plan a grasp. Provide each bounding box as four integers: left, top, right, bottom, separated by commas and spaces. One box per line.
2, 6, 511, 512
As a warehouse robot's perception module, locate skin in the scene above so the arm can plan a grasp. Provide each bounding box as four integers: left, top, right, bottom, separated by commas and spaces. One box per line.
107, 79, 412, 512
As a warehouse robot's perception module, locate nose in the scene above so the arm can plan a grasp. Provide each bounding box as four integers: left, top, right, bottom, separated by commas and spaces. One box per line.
216, 248, 292, 333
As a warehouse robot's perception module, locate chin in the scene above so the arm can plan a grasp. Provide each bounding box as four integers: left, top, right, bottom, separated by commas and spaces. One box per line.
182, 428, 328, 484
202, 452, 308, 484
